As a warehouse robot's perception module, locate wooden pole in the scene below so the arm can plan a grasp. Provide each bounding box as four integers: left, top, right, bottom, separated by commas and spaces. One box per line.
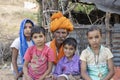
105, 12, 111, 49
37, 0, 43, 26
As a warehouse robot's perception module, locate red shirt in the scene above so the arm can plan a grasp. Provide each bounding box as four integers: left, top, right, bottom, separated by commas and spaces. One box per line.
24, 45, 54, 79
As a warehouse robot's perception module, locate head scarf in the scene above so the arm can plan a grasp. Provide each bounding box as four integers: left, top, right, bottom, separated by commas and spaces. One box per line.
50, 11, 74, 32
19, 19, 34, 64
50, 39, 64, 64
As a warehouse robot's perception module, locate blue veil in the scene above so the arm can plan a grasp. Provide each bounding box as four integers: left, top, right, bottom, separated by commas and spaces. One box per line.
19, 19, 34, 64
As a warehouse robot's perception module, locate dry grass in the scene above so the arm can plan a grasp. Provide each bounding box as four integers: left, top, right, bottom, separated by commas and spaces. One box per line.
0, 0, 38, 42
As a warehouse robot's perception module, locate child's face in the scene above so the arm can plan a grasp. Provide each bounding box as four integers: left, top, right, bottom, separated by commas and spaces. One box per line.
32, 32, 46, 47
63, 44, 76, 59
24, 23, 32, 37
87, 30, 102, 49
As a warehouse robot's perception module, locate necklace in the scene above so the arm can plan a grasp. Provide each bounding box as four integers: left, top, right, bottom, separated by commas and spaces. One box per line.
95, 54, 99, 65
94, 54, 103, 79
93, 49, 103, 79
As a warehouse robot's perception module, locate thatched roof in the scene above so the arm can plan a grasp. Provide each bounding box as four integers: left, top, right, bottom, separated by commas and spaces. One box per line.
80, 0, 120, 14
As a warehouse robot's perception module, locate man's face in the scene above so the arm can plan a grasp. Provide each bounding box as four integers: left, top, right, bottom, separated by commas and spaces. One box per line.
53, 29, 68, 44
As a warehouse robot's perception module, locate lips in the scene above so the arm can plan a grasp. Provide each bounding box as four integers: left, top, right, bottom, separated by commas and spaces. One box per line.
26, 32, 31, 34
92, 43, 99, 48
36, 42, 41, 44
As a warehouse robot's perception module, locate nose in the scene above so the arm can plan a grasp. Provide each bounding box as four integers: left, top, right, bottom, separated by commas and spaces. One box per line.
65, 49, 69, 53
93, 38, 96, 42
26, 27, 31, 31
59, 32, 63, 37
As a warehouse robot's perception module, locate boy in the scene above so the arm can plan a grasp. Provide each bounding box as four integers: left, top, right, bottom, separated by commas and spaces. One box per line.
46, 37, 81, 80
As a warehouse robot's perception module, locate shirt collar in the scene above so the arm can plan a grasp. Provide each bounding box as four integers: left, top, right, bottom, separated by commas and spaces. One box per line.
87, 45, 104, 54
64, 54, 77, 63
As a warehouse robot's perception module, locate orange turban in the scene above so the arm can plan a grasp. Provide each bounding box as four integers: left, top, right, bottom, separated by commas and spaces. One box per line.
50, 11, 74, 32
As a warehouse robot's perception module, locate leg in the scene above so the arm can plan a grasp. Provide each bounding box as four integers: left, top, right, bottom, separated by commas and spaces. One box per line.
22, 75, 25, 80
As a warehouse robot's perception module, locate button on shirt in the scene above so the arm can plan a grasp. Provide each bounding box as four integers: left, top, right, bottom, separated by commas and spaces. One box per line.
53, 54, 80, 76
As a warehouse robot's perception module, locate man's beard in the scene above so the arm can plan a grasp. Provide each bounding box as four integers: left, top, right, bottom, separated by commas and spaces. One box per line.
56, 37, 65, 43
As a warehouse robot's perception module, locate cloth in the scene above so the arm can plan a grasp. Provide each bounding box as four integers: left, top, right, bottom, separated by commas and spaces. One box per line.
67, 74, 81, 80
80, 45, 113, 80
24, 45, 54, 80
50, 11, 73, 32
47, 39, 64, 64
10, 37, 33, 72
81, 0, 120, 15
19, 19, 34, 64
53, 54, 80, 77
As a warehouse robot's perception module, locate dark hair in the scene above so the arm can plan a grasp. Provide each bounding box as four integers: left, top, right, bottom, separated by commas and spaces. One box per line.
86, 25, 102, 36
26, 20, 34, 26
63, 37, 77, 49
31, 25, 46, 37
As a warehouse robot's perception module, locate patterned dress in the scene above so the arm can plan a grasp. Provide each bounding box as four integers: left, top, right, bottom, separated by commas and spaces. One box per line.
80, 45, 113, 80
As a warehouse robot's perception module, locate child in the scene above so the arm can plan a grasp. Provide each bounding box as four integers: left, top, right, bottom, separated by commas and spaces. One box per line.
23, 26, 55, 80
10, 19, 34, 80
46, 37, 81, 80
80, 25, 114, 80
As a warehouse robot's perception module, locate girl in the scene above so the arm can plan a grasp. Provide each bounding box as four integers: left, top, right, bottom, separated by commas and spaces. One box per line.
46, 37, 81, 80
11, 19, 34, 80
23, 26, 55, 80
80, 25, 114, 80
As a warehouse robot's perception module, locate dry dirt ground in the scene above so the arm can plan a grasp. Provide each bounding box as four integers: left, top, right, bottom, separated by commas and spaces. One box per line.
0, 63, 14, 80
0, 69, 14, 80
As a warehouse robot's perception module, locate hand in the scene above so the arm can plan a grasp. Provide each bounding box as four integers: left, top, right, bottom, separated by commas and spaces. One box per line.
68, 74, 76, 80
14, 75, 19, 80
46, 74, 53, 78
45, 75, 56, 80
38, 76, 45, 80
14, 72, 22, 80
25, 75, 33, 80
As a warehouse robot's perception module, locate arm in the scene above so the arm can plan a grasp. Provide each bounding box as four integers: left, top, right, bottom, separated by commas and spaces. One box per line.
103, 58, 114, 80
23, 60, 32, 80
81, 60, 92, 80
11, 48, 22, 80
39, 62, 53, 80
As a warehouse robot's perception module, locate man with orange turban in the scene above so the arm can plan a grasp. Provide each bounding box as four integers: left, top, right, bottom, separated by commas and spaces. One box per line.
46, 11, 74, 65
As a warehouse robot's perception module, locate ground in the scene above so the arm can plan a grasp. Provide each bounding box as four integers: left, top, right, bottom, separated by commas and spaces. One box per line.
0, 63, 14, 80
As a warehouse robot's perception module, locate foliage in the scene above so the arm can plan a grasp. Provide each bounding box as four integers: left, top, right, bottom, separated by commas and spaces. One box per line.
73, 3, 95, 14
